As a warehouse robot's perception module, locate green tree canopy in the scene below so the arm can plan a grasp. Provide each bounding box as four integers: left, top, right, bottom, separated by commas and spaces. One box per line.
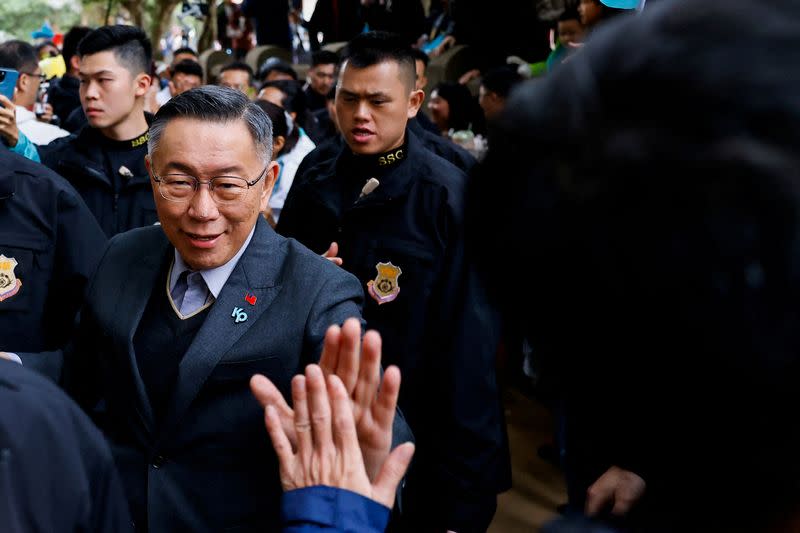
0, 0, 81, 42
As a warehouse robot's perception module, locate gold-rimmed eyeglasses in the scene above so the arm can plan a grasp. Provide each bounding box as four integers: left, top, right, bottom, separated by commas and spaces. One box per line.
151, 166, 268, 205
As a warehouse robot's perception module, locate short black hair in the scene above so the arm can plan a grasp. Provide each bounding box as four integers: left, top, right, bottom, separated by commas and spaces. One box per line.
480, 66, 523, 99
340, 31, 416, 90
62, 26, 92, 68
0, 40, 38, 73
409, 48, 429, 68
311, 50, 339, 68
172, 59, 204, 80
258, 59, 298, 82
172, 46, 198, 59
77, 25, 152, 76
220, 61, 254, 83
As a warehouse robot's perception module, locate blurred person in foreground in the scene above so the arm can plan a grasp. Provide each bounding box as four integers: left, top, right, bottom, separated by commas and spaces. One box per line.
468, 0, 800, 530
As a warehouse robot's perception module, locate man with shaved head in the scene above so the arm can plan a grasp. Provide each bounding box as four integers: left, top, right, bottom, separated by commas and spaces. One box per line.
278, 31, 510, 533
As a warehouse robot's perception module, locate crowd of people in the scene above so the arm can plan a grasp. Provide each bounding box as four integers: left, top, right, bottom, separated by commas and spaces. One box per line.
2, 0, 800, 531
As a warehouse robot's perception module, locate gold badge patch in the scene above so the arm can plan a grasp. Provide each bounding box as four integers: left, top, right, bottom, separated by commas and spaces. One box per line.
367, 262, 402, 305
0, 255, 21, 302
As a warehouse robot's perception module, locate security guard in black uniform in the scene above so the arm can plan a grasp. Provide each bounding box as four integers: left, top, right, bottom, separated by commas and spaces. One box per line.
0, 359, 132, 532
277, 32, 510, 533
0, 148, 106, 379
40, 25, 157, 237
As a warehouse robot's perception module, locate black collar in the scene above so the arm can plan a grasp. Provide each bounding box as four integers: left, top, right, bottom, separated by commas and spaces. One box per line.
341, 142, 408, 177
76, 111, 154, 151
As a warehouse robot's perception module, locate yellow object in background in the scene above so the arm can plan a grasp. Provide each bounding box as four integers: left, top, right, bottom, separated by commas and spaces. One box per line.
39, 55, 66, 80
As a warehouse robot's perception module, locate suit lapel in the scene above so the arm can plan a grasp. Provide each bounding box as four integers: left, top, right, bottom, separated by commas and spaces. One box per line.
115, 231, 172, 433
161, 218, 285, 435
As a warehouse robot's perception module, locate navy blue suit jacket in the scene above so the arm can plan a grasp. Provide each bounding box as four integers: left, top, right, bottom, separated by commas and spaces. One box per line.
64, 217, 376, 532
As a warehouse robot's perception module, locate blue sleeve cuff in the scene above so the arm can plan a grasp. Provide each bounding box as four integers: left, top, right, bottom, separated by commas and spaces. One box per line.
282, 486, 391, 532
8, 132, 40, 162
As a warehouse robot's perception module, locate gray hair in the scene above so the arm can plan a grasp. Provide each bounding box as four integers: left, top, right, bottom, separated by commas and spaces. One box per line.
148, 85, 273, 164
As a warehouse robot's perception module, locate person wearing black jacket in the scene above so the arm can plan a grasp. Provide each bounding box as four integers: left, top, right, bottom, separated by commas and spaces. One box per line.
277, 32, 509, 533
47, 26, 91, 129
40, 25, 156, 237
0, 148, 106, 379
468, 0, 800, 530
0, 359, 132, 532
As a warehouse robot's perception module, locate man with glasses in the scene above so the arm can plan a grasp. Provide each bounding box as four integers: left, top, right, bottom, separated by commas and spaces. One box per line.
63, 84, 410, 531
0, 40, 69, 145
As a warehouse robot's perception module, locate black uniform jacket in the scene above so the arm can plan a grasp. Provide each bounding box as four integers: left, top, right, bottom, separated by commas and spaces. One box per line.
0, 359, 131, 532
0, 149, 106, 377
277, 130, 510, 532
39, 123, 158, 237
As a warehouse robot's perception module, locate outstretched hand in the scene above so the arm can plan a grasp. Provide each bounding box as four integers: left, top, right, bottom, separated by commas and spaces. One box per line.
261, 364, 414, 508
250, 318, 400, 481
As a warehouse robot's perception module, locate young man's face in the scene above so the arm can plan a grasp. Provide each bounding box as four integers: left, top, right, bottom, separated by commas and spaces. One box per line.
79, 51, 149, 131
558, 19, 585, 47
335, 60, 423, 155
309, 63, 336, 96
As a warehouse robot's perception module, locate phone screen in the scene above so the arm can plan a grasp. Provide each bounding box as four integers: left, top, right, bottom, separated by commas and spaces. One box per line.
0, 68, 19, 104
